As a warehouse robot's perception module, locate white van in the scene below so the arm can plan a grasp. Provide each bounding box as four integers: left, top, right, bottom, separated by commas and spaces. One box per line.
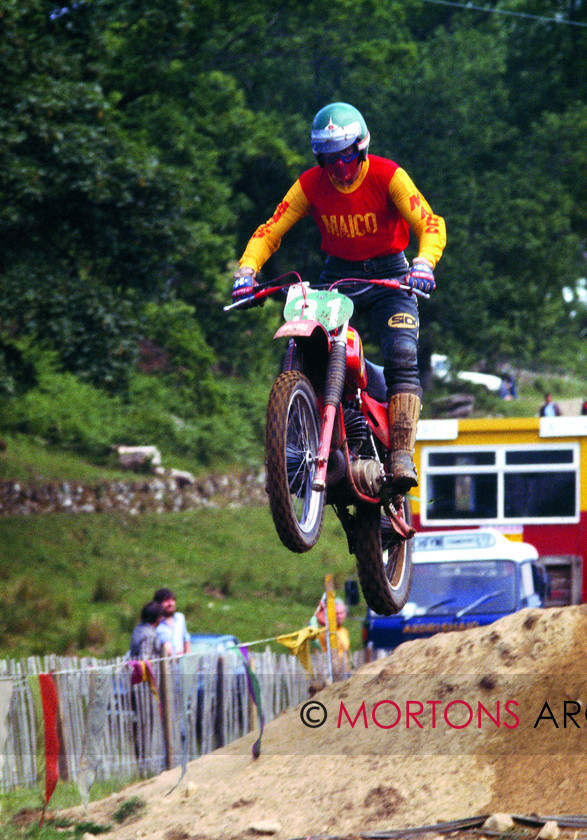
364, 528, 545, 649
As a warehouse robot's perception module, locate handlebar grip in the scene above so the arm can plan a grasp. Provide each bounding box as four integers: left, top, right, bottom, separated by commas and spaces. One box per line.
400, 282, 430, 300
223, 283, 287, 311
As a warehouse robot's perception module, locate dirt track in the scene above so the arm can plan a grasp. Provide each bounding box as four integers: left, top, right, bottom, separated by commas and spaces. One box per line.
61, 605, 587, 839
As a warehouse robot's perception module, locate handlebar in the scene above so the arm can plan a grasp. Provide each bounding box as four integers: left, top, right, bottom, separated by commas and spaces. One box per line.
329, 276, 430, 299
223, 273, 429, 312
223, 271, 304, 312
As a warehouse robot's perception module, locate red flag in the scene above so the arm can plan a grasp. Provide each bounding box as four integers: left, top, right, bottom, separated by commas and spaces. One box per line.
129, 660, 157, 695
39, 673, 59, 821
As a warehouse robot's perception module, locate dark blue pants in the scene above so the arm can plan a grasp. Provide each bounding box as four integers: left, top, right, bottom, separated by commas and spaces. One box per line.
318, 253, 422, 398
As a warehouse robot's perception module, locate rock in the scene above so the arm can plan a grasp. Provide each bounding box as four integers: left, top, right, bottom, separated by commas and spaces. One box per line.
248, 820, 283, 834
169, 468, 196, 487
538, 821, 560, 840
182, 782, 198, 798
482, 813, 515, 833
432, 392, 475, 418
0, 468, 267, 517
117, 445, 162, 470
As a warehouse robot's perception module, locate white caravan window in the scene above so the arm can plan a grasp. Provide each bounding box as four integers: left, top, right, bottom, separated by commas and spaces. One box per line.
422, 445, 579, 525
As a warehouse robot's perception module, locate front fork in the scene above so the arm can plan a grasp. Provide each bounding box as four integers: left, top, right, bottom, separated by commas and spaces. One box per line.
311, 325, 348, 491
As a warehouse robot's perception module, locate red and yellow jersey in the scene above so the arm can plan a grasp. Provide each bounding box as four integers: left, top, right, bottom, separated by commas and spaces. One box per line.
239, 156, 446, 271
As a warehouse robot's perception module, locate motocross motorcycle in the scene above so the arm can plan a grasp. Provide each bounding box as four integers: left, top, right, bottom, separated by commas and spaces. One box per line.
225, 273, 429, 616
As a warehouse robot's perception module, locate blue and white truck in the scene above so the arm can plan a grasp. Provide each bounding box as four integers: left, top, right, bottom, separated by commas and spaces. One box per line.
363, 528, 545, 650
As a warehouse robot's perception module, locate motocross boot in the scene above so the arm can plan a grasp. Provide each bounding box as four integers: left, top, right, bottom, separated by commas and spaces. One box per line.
388, 393, 421, 491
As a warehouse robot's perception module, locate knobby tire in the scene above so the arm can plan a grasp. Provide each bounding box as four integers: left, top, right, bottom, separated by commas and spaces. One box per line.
354, 499, 413, 615
265, 371, 326, 552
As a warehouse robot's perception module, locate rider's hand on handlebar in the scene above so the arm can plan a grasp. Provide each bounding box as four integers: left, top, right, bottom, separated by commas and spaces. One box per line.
232, 267, 258, 306
407, 260, 436, 296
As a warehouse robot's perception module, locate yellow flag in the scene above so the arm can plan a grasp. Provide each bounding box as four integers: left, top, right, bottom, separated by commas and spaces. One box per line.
276, 626, 321, 674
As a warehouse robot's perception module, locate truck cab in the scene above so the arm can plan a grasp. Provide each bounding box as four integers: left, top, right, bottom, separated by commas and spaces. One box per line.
364, 529, 544, 650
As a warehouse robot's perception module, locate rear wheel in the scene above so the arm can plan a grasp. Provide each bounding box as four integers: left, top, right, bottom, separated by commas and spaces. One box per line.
265, 371, 326, 552
354, 498, 413, 615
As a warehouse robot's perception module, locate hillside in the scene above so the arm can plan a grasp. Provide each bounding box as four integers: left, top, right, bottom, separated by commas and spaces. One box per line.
61, 604, 587, 839
0, 499, 361, 658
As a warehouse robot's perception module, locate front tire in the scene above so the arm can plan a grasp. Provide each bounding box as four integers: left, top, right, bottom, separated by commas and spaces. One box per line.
354, 499, 413, 615
265, 371, 326, 552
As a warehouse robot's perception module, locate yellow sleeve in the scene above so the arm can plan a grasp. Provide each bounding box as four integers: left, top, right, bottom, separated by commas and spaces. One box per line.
239, 179, 311, 273
388, 168, 446, 268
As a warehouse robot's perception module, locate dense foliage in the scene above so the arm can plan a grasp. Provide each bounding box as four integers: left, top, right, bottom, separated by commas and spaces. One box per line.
0, 0, 585, 465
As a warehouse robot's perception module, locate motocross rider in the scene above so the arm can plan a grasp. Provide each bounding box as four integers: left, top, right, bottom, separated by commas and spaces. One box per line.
232, 102, 446, 491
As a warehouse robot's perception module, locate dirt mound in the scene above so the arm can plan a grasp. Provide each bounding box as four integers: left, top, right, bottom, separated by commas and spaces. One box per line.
62, 605, 587, 839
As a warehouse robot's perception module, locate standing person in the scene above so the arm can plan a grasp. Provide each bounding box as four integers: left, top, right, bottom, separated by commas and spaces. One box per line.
232, 102, 446, 490
309, 594, 350, 674
129, 601, 169, 660
153, 587, 191, 656
538, 393, 562, 417
129, 601, 170, 770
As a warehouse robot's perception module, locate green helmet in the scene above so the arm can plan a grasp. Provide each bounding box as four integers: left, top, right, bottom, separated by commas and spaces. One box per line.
310, 102, 370, 160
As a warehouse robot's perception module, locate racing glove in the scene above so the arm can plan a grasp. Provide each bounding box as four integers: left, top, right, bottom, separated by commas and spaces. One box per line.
232, 267, 258, 303
407, 261, 436, 295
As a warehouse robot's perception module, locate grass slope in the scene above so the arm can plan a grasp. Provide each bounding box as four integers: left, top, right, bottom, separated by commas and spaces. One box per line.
1, 365, 585, 660
0, 503, 362, 658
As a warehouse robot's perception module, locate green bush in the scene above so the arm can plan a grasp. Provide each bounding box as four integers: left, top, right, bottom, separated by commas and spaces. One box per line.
140, 299, 220, 412
0, 264, 139, 394
0, 338, 37, 399
0, 343, 268, 469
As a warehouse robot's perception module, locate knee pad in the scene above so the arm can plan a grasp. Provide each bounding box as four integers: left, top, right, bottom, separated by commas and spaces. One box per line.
383, 336, 418, 372
383, 337, 421, 398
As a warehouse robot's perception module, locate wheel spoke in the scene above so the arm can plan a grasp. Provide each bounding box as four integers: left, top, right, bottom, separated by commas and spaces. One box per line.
286, 392, 320, 530
265, 372, 325, 552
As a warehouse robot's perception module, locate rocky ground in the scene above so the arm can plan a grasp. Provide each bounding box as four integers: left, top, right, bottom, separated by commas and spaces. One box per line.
58, 605, 587, 840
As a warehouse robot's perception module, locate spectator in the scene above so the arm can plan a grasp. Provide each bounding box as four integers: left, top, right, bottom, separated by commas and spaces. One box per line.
129, 601, 170, 770
130, 601, 169, 660
538, 393, 562, 417
153, 587, 191, 656
310, 594, 350, 670
581, 398, 587, 416
499, 374, 517, 400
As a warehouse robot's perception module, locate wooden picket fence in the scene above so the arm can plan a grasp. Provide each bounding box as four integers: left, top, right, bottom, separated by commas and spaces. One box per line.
0, 648, 312, 793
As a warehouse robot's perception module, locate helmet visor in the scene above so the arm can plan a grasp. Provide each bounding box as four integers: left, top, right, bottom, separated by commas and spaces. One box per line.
311, 119, 363, 154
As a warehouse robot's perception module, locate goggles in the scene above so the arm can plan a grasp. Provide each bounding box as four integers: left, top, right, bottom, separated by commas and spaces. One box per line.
322, 149, 359, 165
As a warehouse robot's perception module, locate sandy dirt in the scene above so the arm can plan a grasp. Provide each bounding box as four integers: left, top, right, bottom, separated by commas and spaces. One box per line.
60, 605, 587, 839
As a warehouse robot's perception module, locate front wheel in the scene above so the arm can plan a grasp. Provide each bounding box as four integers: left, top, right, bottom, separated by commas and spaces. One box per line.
354, 499, 413, 615
265, 371, 326, 552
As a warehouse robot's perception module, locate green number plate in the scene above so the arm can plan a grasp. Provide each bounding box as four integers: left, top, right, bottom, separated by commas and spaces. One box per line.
283, 287, 354, 330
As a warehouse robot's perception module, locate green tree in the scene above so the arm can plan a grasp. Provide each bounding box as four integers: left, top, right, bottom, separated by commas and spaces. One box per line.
1, 0, 585, 467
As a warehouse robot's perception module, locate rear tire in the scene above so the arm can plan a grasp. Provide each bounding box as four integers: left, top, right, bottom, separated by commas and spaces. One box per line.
265, 371, 326, 552
354, 499, 413, 615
